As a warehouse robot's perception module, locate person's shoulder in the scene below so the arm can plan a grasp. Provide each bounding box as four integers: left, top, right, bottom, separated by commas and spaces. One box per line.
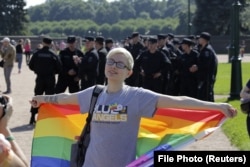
48, 48, 58, 55
77, 86, 98, 97
9, 44, 16, 50
99, 47, 108, 55
125, 85, 156, 94
91, 48, 98, 55
191, 49, 199, 55
59, 48, 68, 54
246, 79, 250, 88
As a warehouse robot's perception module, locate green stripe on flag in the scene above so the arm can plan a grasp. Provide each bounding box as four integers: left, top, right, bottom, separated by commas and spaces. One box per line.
32, 136, 74, 161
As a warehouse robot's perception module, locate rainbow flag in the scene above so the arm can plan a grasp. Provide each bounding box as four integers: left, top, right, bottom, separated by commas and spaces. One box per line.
31, 104, 226, 167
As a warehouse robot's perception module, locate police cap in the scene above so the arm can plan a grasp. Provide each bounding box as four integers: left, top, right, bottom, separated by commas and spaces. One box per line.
181, 38, 194, 46
167, 33, 175, 39
105, 38, 114, 44
199, 32, 211, 41
173, 38, 181, 45
95, 36, 105, 43
67, 36, 76, 43
42, 36, 52, 44
148, 37, 158, 44
157, 34, 167, 40
187, 35, 195, 40
84, 36, 94, 42
131, 32, 140, 38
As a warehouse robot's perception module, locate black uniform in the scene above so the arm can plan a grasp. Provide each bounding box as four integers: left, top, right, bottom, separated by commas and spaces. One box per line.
126, 41, 144, 86
157, 46, 172, 94
169, 46, 183, 96
197, 44, 218, 102
78, 48, 99, 90
135, 50, 168, 93
179, 49, 199, 98
96, 47, 108, 85
55, 48, 84, 93
29, 45, 62, 124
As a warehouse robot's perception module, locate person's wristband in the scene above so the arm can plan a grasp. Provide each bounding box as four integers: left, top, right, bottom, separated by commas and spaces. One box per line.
5, 136, 15, 141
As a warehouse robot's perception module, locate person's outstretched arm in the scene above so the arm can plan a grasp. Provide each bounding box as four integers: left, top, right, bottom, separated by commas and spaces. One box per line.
156, 94, 237, 118
30, 92, 79, 108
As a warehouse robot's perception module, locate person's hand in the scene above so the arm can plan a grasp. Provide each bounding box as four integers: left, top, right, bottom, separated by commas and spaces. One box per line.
30, 96, 43, 108
153, 72, 161, 79
73, 55, 81, 64
219, 103, 237, 118
189, 64, 198, 73
68, 69, 76, 76
0, 134, 11, 154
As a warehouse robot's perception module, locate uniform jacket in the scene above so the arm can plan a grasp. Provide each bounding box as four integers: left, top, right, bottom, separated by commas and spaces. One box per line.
29, 46, 62, 76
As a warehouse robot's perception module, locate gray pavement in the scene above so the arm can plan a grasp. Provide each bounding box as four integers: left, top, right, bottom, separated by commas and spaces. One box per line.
0, 54, 249, 166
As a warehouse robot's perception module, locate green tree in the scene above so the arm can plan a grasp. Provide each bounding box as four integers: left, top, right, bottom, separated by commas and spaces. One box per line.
99, 24, 112, 38
193, 0, 246, 35
164, 0, 187, 18
111, 25, 122, 40
149, 24, 162, 35
0, 0, 28, 35
119, 1, 136, 20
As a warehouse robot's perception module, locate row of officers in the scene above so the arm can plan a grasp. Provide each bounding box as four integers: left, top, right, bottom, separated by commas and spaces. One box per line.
124, 32, 217, 103
28, 32, 217, 124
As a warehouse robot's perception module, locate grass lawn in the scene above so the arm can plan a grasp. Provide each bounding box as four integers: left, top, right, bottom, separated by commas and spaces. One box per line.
215, 62, 250, 150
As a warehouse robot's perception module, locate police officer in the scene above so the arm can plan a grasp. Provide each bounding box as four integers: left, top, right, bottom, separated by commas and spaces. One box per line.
178, 38, 199, 98
166, 33, 176, 54
123, 36, 132, 51
135, 37, 169, 93
157, 34, 172, 94
187, 35, 200, 52
78, 36, 99, 90
125, 32, 144, 86
197, 32, 218, 102
170, 38, 183, 96
95, 36, 108, 85
157, 34, 171, 58
28, 36, 62, 124
105, 38, 114, 52
55, 36, 84, 93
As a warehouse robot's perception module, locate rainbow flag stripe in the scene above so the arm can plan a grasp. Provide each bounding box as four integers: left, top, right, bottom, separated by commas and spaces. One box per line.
31, 104, 226, 167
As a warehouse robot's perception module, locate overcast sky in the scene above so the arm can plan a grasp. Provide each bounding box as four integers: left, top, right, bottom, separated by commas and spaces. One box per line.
25, 0, 46, 8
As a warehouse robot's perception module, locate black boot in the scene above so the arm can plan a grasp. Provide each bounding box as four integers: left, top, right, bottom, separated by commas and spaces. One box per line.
29, 107, 38, 125
29, 113, 36, 125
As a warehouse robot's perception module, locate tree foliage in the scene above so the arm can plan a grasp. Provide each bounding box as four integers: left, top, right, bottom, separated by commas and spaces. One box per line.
27, 0, 194, 38
0, 0, 28, 35
2, 0, 249, 38
193, 0, 246, 35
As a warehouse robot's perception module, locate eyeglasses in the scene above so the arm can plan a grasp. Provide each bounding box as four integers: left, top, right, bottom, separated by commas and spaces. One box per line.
106, 58, 130, 70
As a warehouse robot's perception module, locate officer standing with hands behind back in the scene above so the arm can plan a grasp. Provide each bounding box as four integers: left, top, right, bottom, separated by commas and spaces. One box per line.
28, 36, 62, 125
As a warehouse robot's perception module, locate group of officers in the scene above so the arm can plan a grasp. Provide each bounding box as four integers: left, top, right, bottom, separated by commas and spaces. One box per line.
27, 32, 217, 124
123, 32, 217, 102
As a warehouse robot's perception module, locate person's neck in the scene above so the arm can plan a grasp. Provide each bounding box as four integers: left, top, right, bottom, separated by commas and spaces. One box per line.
106, 81, 124, 93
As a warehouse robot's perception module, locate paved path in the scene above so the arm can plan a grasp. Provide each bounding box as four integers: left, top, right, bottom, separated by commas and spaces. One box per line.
0, 54, 249, 166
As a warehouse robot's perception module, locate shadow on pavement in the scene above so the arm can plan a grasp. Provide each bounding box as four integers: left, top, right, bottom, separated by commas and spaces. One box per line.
11, 124, 35, 132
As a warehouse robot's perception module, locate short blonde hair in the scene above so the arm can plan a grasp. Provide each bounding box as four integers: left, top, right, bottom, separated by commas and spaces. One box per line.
106, 47, 134, 70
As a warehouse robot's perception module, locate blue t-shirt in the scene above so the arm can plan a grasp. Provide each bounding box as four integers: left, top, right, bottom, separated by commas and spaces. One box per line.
77, 85, 159, 167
